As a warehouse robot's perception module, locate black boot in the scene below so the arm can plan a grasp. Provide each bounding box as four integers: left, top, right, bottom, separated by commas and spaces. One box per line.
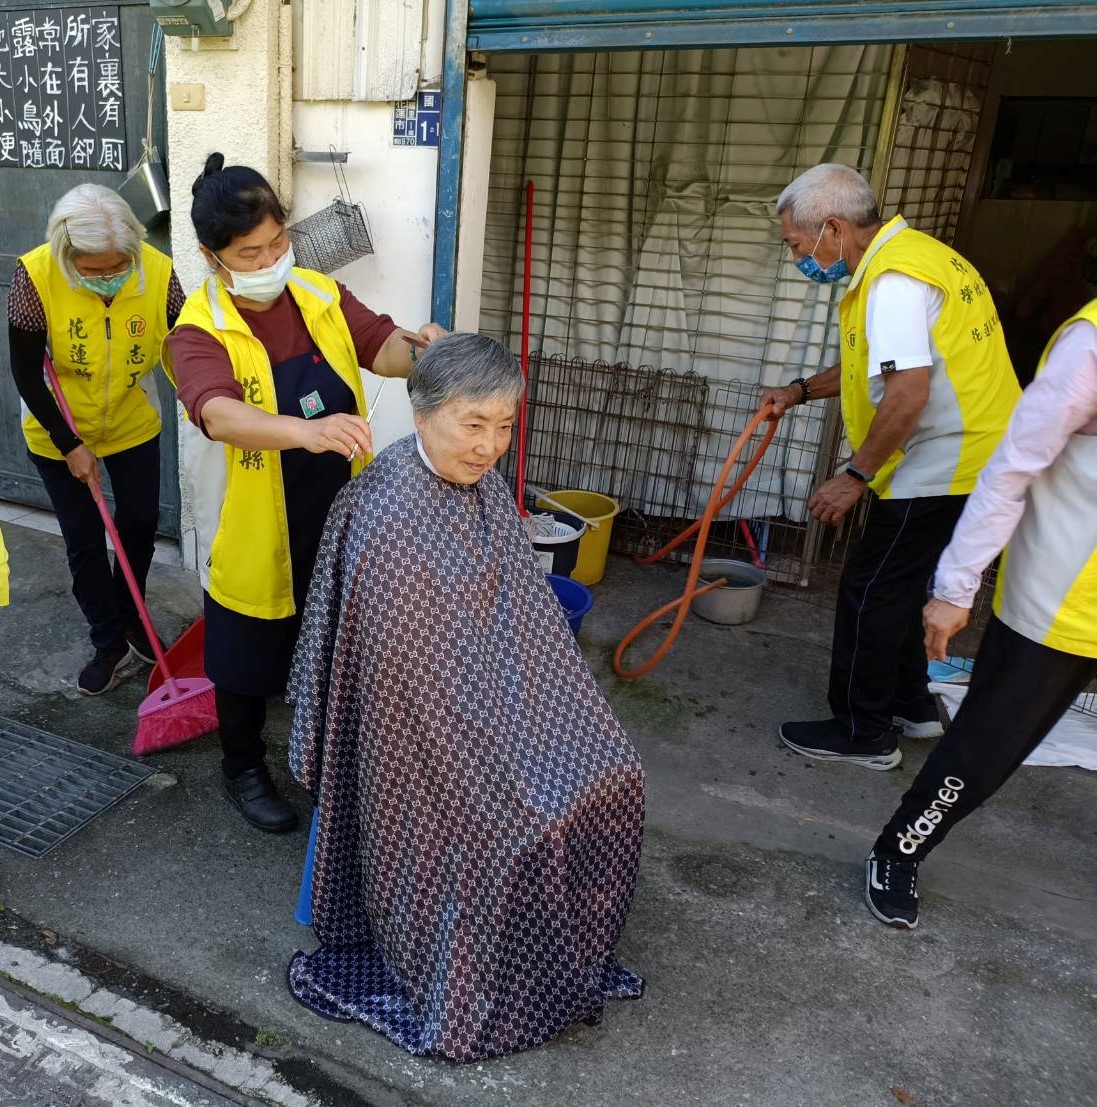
223, 766, 298, 833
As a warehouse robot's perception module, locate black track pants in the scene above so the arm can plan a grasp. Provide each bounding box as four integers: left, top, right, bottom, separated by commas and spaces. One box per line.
873, 615, 1097, 862
32, 436, 160, 651
828, 493, 966, 740
215, 688, 268, 779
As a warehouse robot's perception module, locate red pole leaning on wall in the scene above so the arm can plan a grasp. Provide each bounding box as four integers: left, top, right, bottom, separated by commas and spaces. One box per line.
515, 178, 534, 516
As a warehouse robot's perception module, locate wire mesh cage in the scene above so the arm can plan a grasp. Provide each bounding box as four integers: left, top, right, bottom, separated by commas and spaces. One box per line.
287, 154, 374, 274
501, 353, 851, 593
502, 352, 1005, 620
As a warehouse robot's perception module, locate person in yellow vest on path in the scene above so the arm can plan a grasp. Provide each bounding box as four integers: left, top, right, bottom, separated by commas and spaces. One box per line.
0, 525, 9, 608
760, 163, 1020, 770
6, 185, 184, 695
164, 154, 445, 834
865, 300, 1097, 929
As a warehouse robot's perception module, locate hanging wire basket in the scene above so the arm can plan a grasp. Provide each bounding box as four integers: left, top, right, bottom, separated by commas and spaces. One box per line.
288, 149, 375, 274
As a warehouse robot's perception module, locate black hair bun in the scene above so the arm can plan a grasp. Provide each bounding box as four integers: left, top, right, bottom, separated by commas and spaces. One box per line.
191, 152, 226, 196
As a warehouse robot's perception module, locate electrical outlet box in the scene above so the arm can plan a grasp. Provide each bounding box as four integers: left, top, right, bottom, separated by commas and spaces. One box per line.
151, 0, 234, 38
169, 82, 206, 110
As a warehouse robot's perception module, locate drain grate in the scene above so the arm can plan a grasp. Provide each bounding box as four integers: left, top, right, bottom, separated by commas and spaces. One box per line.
0, 718, 156, 858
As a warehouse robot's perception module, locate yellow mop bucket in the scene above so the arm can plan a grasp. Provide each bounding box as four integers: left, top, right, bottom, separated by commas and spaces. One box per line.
535, 490, 619, 585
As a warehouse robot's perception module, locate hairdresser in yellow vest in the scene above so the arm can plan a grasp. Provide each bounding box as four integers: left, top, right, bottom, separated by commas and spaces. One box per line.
864, 300, 1097, 929
163, 154, 444, 833
760, 163, 1020, 771
7, 184, 183, 695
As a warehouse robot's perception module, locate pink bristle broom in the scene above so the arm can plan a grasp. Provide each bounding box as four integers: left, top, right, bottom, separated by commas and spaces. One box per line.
43, 354, 218, 754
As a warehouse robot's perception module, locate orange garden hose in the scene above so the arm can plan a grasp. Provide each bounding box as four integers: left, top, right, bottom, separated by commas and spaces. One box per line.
612, 403, 779, 680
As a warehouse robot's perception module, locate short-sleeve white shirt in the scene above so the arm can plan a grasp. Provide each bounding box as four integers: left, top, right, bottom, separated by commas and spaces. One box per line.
865, 271, 943, 380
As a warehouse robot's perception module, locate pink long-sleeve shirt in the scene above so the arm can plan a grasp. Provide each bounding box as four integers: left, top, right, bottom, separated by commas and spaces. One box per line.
933, 318, 1097, 608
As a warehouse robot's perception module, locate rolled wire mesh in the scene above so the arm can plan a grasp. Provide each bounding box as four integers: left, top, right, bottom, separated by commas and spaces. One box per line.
503, 353, 709, 542
881, 43, 995, 242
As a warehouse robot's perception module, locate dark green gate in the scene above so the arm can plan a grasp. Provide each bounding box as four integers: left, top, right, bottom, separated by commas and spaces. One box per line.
0, 0, 178, 536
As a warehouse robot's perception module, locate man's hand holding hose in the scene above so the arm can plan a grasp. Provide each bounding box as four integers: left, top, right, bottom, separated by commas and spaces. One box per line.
758, 363, 842, 419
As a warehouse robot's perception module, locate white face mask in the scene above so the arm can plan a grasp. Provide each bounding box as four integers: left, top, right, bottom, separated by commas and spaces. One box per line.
215, 243, 295, 302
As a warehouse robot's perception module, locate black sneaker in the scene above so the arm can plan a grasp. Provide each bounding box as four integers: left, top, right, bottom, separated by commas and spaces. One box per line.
779, 717, 901, 770
223, 767, 299, 834
77, 646, 133, 696
124, 622, 164, 666
865, 851, 919, 929
892, 694, 944, 739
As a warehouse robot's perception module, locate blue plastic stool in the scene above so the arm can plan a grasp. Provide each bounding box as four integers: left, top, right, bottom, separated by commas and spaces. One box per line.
294, 807, 319, 926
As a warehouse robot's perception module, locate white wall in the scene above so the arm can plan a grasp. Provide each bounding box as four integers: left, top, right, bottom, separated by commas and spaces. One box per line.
289, 0, 446, 451
290, 102, 438, 452
453, 73, 496, 331
165, 4, 291, 295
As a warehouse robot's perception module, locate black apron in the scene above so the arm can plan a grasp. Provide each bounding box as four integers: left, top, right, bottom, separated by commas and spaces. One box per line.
204, 347, 355, 696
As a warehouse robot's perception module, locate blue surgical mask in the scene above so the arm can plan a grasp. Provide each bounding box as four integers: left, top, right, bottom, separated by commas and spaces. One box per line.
795, 226, 848, 284
78, 266, 133, 298
215, 245, 295, 303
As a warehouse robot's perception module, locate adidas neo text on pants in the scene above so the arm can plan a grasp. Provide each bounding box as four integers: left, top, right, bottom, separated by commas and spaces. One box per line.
874, 615, 1097, 862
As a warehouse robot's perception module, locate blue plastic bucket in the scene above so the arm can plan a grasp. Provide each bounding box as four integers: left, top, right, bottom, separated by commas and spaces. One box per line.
548, 573, 594, 635
294, 807, 319, 926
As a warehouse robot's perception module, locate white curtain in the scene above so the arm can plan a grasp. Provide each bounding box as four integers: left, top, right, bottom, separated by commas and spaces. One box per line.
482, 45, 895, 522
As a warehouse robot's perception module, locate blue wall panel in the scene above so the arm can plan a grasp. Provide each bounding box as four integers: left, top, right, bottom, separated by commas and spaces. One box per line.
432, 0, 470, 329
469, 1, 1097, 52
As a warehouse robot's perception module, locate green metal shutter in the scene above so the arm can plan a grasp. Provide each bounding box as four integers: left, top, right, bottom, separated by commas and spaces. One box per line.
468, 1, 1097, 53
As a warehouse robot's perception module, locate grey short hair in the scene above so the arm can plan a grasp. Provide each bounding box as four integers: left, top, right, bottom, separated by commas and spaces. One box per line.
47, 184, 147, 285
407, 332, 525, 418
776, 163, 880, 233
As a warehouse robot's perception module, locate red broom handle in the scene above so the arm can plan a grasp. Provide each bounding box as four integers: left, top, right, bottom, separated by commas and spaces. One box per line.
42, 354, 176, 687
515, 179, 534, 515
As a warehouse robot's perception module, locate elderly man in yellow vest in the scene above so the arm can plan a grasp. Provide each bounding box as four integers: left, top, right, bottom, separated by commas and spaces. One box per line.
864, 300, 1097, 928
762, 163, 1019, 770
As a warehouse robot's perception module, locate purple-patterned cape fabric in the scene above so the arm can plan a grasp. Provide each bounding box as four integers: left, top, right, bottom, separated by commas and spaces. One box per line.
285, 435, 644, 1062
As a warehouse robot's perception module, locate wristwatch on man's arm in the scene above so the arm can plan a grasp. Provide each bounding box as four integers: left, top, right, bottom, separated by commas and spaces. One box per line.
844, 463, 874, 483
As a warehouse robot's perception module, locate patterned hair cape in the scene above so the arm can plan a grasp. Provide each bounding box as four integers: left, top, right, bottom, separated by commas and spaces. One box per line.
286, 434, 644, 1061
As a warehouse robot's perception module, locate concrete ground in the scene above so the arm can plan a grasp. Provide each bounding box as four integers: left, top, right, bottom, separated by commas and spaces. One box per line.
1, 520, 1095, 1107
0, 974, 242, 1107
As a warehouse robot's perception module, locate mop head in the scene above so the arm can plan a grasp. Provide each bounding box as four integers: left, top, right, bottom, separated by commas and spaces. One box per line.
522, 512, 556, 541
133, 682, 219, 756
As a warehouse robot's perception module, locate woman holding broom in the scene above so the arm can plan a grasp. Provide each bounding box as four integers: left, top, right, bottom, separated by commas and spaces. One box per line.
7, 184, 184, 695
164, 154, 444, 833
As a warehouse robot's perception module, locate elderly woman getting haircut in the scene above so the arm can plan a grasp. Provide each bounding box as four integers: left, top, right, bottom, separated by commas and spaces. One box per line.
286, 332, 645, 1061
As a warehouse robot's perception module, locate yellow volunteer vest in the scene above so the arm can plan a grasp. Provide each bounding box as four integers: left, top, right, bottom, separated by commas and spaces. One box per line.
162, 269, 370, 620
839, 216, 1018, 497
993, 300, 1097, 658
0, 524, 9, 607
20, 241, 172, 459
